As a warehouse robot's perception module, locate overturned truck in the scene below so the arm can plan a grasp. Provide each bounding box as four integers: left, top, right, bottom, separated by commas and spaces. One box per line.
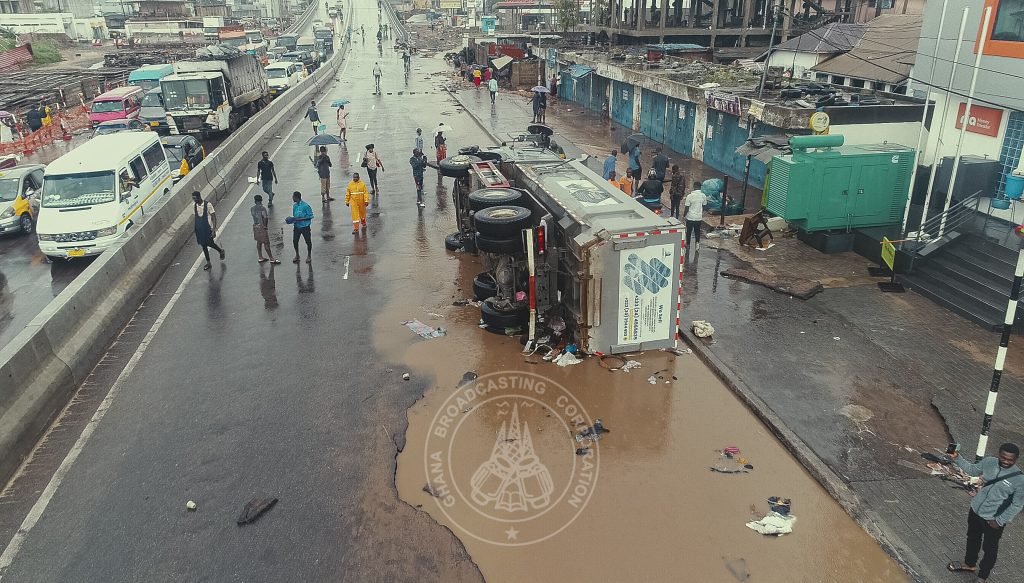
441, 142, 684, 355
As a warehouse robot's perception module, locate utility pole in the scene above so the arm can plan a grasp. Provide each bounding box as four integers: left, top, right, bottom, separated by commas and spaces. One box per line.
740, 0, 777, 207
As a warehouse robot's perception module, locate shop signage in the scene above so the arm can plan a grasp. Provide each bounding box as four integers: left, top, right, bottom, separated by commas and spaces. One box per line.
955, 103, 1003, 137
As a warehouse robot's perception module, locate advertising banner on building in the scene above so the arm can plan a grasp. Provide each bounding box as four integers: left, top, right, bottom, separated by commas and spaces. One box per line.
705, 91, 741, 116
955, 103, 1003, 137
618, 245, 674, 345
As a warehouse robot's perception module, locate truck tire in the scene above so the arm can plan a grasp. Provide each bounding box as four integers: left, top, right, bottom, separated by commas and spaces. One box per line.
474, 205, 531, 239
438, 154, 480, 178
473, 271, 497, 301
444, 231, 463, 251
475, 232, 523, 255
468, 187, 523, 211
481, 299, 528, 329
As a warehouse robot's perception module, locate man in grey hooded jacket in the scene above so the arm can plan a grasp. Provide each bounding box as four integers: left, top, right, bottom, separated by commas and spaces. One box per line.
947, 443, 1024, 581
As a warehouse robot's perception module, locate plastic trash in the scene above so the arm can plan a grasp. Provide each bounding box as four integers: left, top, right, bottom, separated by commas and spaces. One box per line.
401, 319, 446, 339
621, 360, 642, 372
746, 512, 796, 536
692, 320, 715, 338
565, 344, 578, 354
554, 352, 582, 367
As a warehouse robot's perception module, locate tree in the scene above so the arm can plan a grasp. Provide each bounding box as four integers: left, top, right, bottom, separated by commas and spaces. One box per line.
553, 0, 580, 32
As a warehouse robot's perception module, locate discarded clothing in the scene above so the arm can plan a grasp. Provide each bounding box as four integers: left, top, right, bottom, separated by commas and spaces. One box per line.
692, 320, 715, 338
767, 496, 792, 515
402, 319, 446, 339
236, 497, 278, 526
746, 512, 796, 536
723, 446, 741, 456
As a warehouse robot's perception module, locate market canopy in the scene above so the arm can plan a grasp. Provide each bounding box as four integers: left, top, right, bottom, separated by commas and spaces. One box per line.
491, 55, 513, 70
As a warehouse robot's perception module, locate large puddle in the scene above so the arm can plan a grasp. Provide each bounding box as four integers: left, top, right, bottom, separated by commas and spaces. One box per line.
372, 241, 908, 582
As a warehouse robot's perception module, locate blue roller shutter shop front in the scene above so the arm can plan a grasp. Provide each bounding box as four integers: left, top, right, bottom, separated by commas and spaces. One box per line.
611, 81, 633, 128
640, 89, 668, 143
666, 98, 695, 156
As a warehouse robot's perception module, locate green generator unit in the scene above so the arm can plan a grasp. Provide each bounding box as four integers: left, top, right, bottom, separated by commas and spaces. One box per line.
765, 135, 914, 232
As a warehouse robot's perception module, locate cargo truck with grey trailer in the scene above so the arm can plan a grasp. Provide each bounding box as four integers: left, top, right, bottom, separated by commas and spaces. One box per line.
445, 143, 685, 355
160, 46, 270, 137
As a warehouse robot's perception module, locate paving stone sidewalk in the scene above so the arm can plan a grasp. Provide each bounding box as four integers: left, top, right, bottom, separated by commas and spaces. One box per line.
455, 84, 1024, 583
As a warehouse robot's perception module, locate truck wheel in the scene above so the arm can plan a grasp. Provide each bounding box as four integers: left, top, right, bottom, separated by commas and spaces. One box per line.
474, 205, 531, 239
438, 154, 480, 178
480, 298, 528, 329
468, 187, 523, 211
473, 271, 497, 301
444, 231, 463, 251
475, 232, 522, 255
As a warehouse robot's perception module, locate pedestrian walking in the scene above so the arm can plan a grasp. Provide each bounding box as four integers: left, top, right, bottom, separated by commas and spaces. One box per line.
410, 148, 428, 208
488, 76, 498, 104
669, 164, 685, 219
313, 146, 333, 203
373, 62, 382, 94
434, 127, 447, 162
361, 143, 384, 199
288, 191, 314, 263
473, 67, 481, 88
336, 104, 348, 142
619, 169, 634, 196
415, 127, 424, 153
304, 100, 320, 134
256, 151, 278, 207
484, 67, 492, 82
549, 74, 558, 100
603, 149, 617, 180
628, 142, 642, 190
530, 90, 543, 123
651, 147, 670, 181
345, 172, 370, 233
251, 194, 280, 264
947, 444, 1024, 582
684, 181, 707, 251
191, 191, 225, 271
538, 91, 547, 123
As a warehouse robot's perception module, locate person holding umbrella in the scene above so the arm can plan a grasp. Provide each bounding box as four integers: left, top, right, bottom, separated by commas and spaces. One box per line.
361, 143, 384, 201
336, 104, 348, 142
313, 146, 333, 203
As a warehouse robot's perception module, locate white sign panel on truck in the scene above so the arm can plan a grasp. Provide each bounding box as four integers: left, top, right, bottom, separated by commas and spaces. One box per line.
618, 244, 674, 345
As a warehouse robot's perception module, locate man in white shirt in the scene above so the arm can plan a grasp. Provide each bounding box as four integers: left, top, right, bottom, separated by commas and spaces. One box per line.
683, 181, 707, 251
372, 62, 382, 94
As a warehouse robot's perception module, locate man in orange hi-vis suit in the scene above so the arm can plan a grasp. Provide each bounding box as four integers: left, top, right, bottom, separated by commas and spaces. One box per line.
345, 172, 369, 234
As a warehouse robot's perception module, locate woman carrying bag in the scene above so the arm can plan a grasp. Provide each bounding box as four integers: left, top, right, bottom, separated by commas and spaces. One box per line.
361, 143, 384, 204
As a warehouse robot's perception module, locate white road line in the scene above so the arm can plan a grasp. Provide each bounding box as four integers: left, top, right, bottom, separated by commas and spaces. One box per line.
343, 255, 351, 280
363, 123, 368, 130
0, 51, 355, 579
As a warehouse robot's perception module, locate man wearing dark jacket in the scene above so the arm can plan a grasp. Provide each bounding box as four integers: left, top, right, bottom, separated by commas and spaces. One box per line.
25, 106, 43, 133
947, 443, 1024, 582
636, 169, 664, 214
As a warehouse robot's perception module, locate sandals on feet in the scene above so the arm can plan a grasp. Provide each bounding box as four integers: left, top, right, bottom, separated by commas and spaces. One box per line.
947, 562, 976, 573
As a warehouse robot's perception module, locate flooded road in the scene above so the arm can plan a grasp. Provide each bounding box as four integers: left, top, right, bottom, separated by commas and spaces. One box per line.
376, 241, 907, 581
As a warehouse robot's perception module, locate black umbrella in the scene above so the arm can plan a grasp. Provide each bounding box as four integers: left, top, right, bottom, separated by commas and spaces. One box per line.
621, 133, 645, 152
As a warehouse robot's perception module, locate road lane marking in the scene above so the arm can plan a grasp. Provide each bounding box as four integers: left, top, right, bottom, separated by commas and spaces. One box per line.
343, 255, 351, 279
0, 47, 357, 580
364, 123, 368, 130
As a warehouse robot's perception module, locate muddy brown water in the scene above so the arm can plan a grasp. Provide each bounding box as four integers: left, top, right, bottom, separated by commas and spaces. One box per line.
372, 236, 908, 582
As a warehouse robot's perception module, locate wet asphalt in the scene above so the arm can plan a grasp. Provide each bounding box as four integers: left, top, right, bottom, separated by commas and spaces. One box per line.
0, 3, 486, 581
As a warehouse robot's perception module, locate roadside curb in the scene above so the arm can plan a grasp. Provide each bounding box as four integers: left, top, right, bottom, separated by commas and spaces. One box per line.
448, 90, 502, 147
680, 328, 927, 582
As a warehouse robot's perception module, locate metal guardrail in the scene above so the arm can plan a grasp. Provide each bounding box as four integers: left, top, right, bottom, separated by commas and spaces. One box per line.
913, 191, 983, 243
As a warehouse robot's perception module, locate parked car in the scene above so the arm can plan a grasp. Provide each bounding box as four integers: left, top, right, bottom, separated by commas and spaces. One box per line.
139, 87, 169, 135
161, 135, 206, 183
0, 164, 46, 235
94, 118, 147, 136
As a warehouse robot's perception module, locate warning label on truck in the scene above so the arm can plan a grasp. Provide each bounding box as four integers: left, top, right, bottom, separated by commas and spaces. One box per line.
618, 245, 674, 345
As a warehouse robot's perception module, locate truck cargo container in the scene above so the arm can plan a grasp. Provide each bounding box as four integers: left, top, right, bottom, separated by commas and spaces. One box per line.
160, 48, 269, 136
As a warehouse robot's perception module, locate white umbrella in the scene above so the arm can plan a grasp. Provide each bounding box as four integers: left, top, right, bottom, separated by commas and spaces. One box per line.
434, 122, 450, 136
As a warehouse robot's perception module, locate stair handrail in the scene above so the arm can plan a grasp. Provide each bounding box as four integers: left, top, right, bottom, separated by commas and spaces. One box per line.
916, 190, 983, 242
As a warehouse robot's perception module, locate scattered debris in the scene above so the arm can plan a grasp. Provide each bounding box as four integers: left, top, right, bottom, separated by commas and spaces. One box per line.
575, 447, 590, 456
724, 557, 751, 581
427, 312, 445, 319
554, 352, 583, 367
746, 512, 796, 536
767, 496, 792, 515
402, 372, 411, 381
457, 371, 478, 387
401, 319, 446, 339
723, 446, 741, 456
236, 497, 278, 526
452, 298, 481, 307
647, 375, 658, 385
186, 500, 197, 511
662, 347, 692, 355
575, 419, 610, 443
621, 360, 642, 372
692, 320, 715, 338
423, 484, 440, 497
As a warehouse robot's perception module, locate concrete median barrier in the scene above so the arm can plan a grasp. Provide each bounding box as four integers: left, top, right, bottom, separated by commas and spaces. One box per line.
0, 18, 350, 486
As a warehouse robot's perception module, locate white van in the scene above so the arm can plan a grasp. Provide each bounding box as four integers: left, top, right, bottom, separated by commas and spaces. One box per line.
264, 61, 302, 97
37, 132, 173, 259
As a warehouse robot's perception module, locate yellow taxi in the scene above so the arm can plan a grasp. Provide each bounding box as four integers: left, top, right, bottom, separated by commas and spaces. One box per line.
0, 164, 46, 235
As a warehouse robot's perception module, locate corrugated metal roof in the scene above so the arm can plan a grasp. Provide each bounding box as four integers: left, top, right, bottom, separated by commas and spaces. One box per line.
646, 43, 706, 51
568, 64, 593, 78
772, 23, 866, 54
811, 14, 922, 84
